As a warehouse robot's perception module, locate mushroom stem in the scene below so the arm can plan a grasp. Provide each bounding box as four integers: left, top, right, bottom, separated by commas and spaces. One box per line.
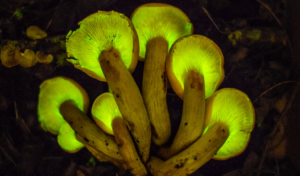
142, 36, 171, 146
112, 117, 147, 176
148, 122, 229, 176
59, 100, 123, 161
76, 134, 127, 170
99, 47, 151, 163
159, 70, 205, 159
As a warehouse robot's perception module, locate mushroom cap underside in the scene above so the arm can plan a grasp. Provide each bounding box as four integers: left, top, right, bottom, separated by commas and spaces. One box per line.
203, 88, 255, 160
38, 76, 89, 134
92, 92, 122, 135
66, 10, 139, 81
57, 122, 84, 153
131, 3, 193, 61
166, 34, 224, 99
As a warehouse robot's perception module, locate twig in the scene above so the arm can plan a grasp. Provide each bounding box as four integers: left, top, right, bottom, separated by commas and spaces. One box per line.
256, 79, 300, 176
253, 81, 296, 104
256, 0, 282, 26
201, 7, 227, 34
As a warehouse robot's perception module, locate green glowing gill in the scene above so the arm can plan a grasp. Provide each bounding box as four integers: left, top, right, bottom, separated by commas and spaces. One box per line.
38, 77, 89, 134
131, 5, 192, 60
57, 122, 84, 152
92, 92, 122, 135
171, 35, 223, 98
203, 88, 255, 159
66, 11, 134, 80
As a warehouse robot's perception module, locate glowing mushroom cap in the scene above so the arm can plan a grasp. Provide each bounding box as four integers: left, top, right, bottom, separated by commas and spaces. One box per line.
66, 10, 139, 82
166, 34, 224, 99
57, 122, 84, 153
204, 88, 255, 160
0, 44, 20, 67
91, 92, 122, 135
38, 76, 89, 135
131, 3, 193, 61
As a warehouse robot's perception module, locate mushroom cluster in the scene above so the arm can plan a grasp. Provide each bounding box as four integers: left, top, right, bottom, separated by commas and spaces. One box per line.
37, 3, 255, 176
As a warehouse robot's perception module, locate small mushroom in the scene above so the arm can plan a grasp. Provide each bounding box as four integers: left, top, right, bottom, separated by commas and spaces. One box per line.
159, 35, 224, 159
19, 49, 37, 68
131, 3, 193, 146
0, 44, 20, 67
36, 51, 53, 64
26, 26, 47, 40
92, 92, 147, 176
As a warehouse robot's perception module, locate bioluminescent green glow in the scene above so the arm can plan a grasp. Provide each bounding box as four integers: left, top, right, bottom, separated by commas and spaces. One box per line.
66, 11, 135, 81
203, 88, 255, 160
170, 35, 224, 98
131, 4, 193, 60
57, 122, 84, 153
38, 76, 89, 135
92, 92, 122, 135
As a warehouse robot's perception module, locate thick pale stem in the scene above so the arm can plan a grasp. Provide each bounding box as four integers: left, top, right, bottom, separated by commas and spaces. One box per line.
112, 117, 147, 176
59, 100, 123, 160
99, 47, 151, 163
159, 70, 205, 159
148, 122, 229, 176
76, 134, 127, 170
143, 36, 171, 146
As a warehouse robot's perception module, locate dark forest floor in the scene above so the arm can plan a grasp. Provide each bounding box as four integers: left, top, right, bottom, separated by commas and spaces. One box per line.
0, 0, 299, 175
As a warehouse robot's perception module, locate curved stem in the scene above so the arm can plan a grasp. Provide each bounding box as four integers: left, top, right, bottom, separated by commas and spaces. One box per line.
143, 36, 171, 146
159, 70, 205, 159
113, 117, 147, 176
60, 100, 123, 161
148, 122, 229, 176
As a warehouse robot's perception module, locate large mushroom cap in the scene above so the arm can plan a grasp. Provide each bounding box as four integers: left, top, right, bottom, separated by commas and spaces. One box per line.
66, 10, 139, 81
204, 88, 255, 160
38, 76, 89, 134
166, 34, 224, 99
131, 3, 193, 61
91, 92, 122, 135
57, 122, 84, 153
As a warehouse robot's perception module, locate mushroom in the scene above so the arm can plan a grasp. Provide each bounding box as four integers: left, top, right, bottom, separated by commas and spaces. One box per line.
148, 88, 255, 176
159, 35, 224, 159
26, 26, 47, 40
57, 122, 84, 153
92, 92, 147, 176
0, 44, 20, 67
38, 76, 123, 162
19, 49, 38, 68
131, 3, 193, 146
66, 10, 151, 162
36, 51, 53, 64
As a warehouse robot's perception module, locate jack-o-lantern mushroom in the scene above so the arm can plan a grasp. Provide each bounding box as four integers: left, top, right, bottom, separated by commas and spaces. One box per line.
66, 10, 151, 163
159, 35, 224, 159
148, 88, 255, 176
131, 3, 193, 146
92, 92, 147, 176
38, 76, 124, 162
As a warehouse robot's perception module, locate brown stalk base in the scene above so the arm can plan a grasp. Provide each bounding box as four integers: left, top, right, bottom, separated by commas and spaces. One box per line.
159, 70, 205, 159
143, 36, 171, 146
99, 47, 151, 163
59, 100, 123, 160
148, 122, 229, 176
112, 117, 147, 176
